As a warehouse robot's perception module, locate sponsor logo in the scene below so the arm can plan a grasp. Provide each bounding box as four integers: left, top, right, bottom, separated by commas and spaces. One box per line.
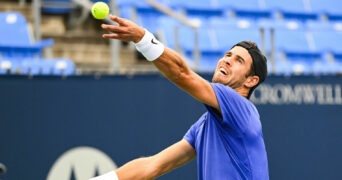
251, 84, 342, 105
151, 38, 158, 45
47, 146, 117, 180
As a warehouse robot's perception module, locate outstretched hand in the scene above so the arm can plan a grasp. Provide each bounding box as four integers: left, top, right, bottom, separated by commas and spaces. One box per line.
101, 15, 145, 43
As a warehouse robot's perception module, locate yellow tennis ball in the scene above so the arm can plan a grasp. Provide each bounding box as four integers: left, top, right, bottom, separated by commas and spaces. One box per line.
91, 2, 109, 19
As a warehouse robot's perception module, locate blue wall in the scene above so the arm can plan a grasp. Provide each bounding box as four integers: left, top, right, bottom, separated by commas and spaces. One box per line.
0, 74, 341, 180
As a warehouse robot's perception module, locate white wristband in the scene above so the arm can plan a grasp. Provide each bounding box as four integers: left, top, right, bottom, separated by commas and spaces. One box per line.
89, 171, 119, 180
134, 29, 165, 61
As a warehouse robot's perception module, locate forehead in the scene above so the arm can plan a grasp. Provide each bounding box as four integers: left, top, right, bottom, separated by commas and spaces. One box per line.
230, 46, 253, 64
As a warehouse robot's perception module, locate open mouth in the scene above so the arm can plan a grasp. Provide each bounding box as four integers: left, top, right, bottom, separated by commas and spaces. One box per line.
219, 68, 227, 75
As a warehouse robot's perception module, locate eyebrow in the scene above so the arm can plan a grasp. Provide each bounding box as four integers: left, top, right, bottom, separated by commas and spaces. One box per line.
226, 51, 246, 64
236, 54, 246, 63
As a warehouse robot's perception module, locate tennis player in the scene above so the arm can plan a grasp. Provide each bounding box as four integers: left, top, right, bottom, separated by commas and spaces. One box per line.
91, 15, 269, 180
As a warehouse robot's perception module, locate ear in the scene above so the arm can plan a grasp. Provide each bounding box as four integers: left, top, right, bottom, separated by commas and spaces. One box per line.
244, 75, 259, 88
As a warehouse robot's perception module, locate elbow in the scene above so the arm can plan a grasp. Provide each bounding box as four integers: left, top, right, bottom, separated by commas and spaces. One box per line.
169, 67, 193, 86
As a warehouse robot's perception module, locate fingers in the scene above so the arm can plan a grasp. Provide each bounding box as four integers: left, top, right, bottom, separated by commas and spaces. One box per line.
102, 33, 119, 39
101, 24, 124, 34
109, 15, 127, 26
100, 15, 144, 42
102, 31, 132, 42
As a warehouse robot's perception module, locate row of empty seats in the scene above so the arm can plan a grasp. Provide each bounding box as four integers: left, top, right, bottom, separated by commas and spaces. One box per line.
41, 0, 110, 14
3, 0, 342, 75
0, 58, 75, 76
0, 11, 75, 76
113, 0, 342, 74
117, 0, 342, 22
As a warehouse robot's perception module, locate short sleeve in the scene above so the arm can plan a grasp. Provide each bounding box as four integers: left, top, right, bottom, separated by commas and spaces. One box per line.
205, 83, 258, 134
184, 113, 207, 148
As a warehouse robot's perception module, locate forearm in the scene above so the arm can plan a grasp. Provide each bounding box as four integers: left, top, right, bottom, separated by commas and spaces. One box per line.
117, 140, 196, 180
116, 157, 156, 180
152, 47, 193, 85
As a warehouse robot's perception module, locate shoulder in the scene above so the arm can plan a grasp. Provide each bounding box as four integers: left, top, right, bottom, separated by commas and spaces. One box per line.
210, 83, 250, 105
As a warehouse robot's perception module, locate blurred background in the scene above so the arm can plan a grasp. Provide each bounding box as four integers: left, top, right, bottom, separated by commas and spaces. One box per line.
0, 0, 342, 179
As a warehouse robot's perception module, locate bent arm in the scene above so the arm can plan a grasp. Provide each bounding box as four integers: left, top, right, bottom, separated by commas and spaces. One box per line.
101, 15, 219, 110
152, 47, 219, 109
115, 139, 196, 180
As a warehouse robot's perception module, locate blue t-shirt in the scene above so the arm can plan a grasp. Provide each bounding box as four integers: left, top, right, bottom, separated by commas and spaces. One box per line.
184, 83, 269, 180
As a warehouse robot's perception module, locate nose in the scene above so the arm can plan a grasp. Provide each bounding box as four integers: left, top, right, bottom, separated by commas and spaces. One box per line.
222, 56, 231, 66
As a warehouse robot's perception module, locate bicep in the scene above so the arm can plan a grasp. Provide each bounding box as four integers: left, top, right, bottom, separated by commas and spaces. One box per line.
153, 48, 219, 110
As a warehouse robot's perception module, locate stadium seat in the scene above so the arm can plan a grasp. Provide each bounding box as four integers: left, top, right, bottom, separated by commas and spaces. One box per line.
0, 12, 54, 59
0, 60, 11, 75
178, 26, 221, 69
158, 16, 180, 49
312, 30, 339, 51
116, 0, 152, 19
257, 19, 323, 75
271, 51, 315, 75
308, 0, 342, 21
41, 0, 75, 14
116, 0, 151, 7
52, 58, 75, 75
215, 0, 272, 20
164, 0, 215, 9
135, 7, 166, 34
215, 27, 262, 51
263, 0, 319, 21
256, 19, 306, 54
115, 0, 167, 34
312, 55, 342, 75
20, 59, 75, 76
183, 8, 225, 21
332, 53, 342, 71
308, 21, 342, 53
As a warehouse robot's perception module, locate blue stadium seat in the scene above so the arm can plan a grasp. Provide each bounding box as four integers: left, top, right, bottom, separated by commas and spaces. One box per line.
136, 7, 166, 34
116, 0, 166, 34
271, 51, 316, 75
52, 58, 75, 75
312, 30, 342, 52
160, 15, 264, 72
116, 0, 152, 19
215, 0, 272, 20
273, 28, 318, 75
164, 0, 215, 9
257, 19, 306, 55
306, 20, 342, 30
312, 56, 342, 75
333, 53, 342, 71
183, 8, 225, 21
273, 27, 309, 53
20, 59, 75, 76
158, 16, 180, 49
215, 27, 262, 51
257, 19, 323, 75
41, 0, 75, 14
0, 60, 11, 74
162, 0, 225, 26
263, 0, 319, 21
0, 12, 76, 76
178, 26, 221, 68
0, 12, 54, 59
159, 18, 223, 71
116, 0, 151, 7
309, 0, 342, 21
308, 21, 342, 53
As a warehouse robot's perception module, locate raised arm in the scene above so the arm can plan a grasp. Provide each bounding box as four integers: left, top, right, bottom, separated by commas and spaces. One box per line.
101, 15, 219, 110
